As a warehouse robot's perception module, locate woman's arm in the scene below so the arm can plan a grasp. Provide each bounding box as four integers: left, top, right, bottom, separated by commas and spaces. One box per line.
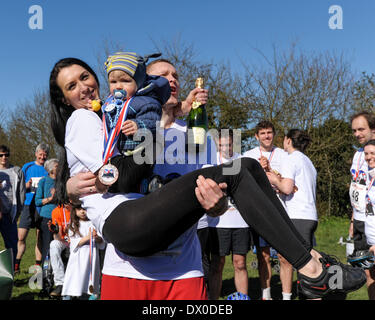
266, 171, 295, 195
35, 178, 53, 206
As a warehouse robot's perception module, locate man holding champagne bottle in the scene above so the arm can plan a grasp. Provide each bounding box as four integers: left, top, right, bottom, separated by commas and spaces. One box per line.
66, 59, 229, 299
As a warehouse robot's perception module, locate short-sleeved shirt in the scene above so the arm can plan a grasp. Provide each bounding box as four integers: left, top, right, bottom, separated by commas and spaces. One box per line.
65, 109, 140, 235
280, 150, 318, 221
21, 161, 48, 205
243, 146, 287, 173
350, 149, 368, 222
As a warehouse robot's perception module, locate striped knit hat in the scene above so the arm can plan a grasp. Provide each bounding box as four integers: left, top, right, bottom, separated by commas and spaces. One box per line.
105, 52, 161, 89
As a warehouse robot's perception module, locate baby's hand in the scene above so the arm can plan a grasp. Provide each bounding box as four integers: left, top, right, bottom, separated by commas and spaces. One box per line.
121, 120, 138, 136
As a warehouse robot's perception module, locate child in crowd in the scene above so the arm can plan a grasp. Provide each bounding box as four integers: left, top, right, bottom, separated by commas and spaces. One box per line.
62, 205, 105, 300
48, 204, 71, 297
100, 52, 171, 194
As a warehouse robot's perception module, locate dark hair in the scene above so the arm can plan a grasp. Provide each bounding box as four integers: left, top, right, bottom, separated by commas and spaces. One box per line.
286, 129, 311, 153
0, 145, 10, 154
68, 204, 86, 238
364, 139, 375, 148
49, 58, 100, 205
255, 120, 276, 135
50, 57, 100, 147
350, 111, 375, 130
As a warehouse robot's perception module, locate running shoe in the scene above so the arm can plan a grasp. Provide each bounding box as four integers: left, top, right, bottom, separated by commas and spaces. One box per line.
297, 252, 366, 299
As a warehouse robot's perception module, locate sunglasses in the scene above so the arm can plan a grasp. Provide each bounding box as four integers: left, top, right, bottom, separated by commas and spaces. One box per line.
0, 153, 9, 157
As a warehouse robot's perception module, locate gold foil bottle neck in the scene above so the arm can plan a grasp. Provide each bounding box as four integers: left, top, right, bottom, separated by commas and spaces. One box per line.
195, 77, 204, 89
192, 77, 204, 109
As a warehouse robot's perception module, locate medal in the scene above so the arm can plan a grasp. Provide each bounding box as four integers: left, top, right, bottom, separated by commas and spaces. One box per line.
104, 103, 116, 113
101, 95, 133, 186
98, 161, 119, 185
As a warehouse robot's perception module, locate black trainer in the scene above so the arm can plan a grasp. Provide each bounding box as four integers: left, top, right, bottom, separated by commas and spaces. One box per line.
50, 285, 63, 297
297, 252, 366, 299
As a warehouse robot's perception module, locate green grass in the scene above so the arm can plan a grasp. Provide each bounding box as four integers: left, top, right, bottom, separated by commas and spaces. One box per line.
0, 217, 369, 300
220, 216, 368, 300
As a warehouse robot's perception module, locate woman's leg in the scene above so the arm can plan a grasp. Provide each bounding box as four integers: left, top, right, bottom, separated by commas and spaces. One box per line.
103, 158, 311, 269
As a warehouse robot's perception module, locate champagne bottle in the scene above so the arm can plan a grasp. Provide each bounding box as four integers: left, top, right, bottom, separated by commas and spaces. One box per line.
187, 77, 208, 145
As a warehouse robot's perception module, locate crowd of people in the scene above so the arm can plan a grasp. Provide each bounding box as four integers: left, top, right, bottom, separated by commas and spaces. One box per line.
0, 51, 374, 300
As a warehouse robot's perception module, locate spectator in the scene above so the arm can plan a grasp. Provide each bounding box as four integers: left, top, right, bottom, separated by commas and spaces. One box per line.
349, 111, 375, 299
0, 145, 26, 265
34, 158, 58, 265
62, 205, 104, 299
266, 129, 318, 300
362, 139, 375, 299
48, 203, 71, 298
243, 120, 287, 300
15, 143, 49, 273
208, 130, 250, 300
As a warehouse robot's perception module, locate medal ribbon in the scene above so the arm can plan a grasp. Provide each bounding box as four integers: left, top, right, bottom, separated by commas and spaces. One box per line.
354, 151, 365, 181
102, 97, 133, 164
62, 207, 67, 230
366, 176, 375, 198
89, 227, 94, 290
259, 146, 275, 162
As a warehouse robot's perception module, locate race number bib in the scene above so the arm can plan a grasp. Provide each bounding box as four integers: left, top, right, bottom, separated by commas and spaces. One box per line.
349, 181, 367, 213
30, 177, 42, 194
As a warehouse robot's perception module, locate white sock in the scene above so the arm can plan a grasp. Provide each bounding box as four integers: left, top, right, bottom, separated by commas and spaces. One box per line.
262, 287, 271, 300
282, 292, 292, 300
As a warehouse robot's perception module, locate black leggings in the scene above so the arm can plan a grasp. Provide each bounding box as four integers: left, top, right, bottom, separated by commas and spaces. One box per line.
103, 158, 313, 270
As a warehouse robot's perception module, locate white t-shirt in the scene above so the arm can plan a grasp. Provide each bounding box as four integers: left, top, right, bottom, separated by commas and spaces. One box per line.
102, 119, 217, 280
363, 168, 375, 245
350, 149, 367, 222
208, 152, 248, 228
65, 109, 140, 235
243, 146, 287, 208
243, 146, 287, 174
280, 150, 318, 221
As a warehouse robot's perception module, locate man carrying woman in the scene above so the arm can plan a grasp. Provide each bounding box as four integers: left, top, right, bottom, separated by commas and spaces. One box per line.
49, 54, 366, 300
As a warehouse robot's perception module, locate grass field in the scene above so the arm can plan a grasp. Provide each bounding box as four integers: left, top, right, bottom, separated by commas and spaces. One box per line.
0, 216, 369, 300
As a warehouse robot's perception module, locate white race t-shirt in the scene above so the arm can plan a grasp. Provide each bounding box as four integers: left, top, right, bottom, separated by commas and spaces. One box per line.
102, 119, 217, 280
208, 152, 248, 228
363, 168, 375, 245
243, 146, 287, 207
243, 146, 287, 174
350, 149, 367, 222
280, 150, 318, 221
65, 109, 141, 235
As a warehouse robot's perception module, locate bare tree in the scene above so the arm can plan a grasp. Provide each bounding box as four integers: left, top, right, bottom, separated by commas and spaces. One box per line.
241, 44, 355, 132
6, 88, 58, 166
352, 72, 375, 113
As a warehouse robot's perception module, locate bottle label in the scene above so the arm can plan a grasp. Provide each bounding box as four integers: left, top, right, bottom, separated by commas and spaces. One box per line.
192, 127, 206, 145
